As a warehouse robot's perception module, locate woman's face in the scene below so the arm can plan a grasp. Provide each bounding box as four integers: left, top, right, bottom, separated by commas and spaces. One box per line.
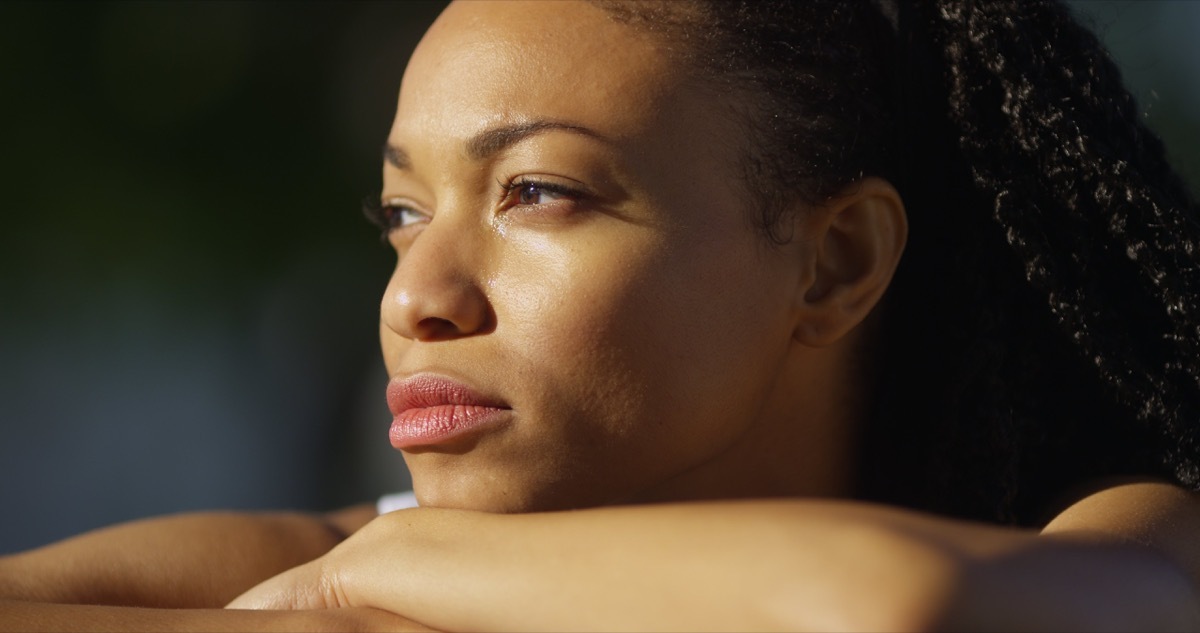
379, 0, 822, 511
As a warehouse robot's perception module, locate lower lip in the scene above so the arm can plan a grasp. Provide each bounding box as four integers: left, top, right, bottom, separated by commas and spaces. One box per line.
389, 404, 510, 449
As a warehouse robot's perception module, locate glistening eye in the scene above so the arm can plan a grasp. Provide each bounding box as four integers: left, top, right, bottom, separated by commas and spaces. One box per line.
501, 178, 581, 207
363, 196, 429, 240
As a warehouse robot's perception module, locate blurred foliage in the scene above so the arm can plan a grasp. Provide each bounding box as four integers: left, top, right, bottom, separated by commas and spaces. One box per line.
1070, 0, 1200, 193
0, 1, 446, 552
1, 1, 443, 300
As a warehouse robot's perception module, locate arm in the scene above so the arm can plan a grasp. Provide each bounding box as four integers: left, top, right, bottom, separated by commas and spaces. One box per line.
0, 600, 434, 632
230, 482, 1200, 631
0, 506, 430, 631
0, 505, 377, 608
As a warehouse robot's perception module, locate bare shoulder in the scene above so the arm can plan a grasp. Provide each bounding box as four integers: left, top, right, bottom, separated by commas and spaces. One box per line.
1043, 478, 1200, 587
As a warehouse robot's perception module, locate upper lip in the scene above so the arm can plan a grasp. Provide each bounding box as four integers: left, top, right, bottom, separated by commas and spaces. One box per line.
386, 373, 510, 415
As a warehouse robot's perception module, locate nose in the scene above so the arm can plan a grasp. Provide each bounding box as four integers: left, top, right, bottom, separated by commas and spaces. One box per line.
381, 218, 492, 342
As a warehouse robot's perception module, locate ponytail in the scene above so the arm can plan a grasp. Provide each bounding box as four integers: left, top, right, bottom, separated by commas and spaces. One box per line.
928, 0, 1200, 486
599, 0, 1200, 524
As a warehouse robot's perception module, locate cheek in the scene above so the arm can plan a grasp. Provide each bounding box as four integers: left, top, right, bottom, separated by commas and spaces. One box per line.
491, 224, 793, 453
487, 230, 659, 424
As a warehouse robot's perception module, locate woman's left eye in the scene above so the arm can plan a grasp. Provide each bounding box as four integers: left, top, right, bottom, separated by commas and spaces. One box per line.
505, 179, 578, 207
517, 182, 562, 205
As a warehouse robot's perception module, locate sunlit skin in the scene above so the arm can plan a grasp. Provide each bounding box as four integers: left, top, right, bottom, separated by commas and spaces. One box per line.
376, 0, 900, 512
5, 2, 1200, 631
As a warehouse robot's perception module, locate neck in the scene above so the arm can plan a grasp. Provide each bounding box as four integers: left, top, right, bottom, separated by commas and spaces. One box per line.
623, 331, 863, 505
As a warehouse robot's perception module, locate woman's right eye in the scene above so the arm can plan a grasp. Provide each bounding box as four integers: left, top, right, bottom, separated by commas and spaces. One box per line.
382, 204, 427, 230
363, 197, 429, 239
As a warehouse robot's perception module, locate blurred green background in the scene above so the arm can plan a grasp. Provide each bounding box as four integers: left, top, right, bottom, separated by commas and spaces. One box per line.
0, 0, 445, 553
0, 1, 1197, 554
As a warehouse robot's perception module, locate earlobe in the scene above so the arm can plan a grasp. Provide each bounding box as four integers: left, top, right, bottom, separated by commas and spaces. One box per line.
792, 178, 907, 346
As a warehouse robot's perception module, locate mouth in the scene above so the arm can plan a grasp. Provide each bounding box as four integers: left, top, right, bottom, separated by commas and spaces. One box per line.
386, 373, 512, 450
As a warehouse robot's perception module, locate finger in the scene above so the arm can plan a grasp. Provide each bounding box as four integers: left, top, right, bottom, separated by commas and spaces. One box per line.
226, 560, 336, 610
314, 606, 441, 632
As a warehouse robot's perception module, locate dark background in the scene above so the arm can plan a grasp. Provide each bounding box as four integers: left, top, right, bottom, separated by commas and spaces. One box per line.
1, 1, 1197, 554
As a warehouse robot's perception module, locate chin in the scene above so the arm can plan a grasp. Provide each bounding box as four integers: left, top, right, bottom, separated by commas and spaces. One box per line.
410, 467, 622, 513
409, 473, 535, 513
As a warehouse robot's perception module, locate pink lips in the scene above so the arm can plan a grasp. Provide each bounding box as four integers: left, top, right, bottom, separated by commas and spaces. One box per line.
387, 374, 511, 449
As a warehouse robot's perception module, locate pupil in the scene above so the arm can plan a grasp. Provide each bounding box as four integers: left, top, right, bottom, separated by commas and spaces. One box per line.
519, 183, 538, 205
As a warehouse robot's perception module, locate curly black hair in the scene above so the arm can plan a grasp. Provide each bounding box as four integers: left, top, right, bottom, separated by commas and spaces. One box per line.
597, 0, 1200, 525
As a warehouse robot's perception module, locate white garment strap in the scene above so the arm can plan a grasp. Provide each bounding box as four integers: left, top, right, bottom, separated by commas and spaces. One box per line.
376, 490, 419, 515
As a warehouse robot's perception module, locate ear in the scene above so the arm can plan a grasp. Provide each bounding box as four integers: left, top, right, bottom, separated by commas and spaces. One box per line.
792, 177, 907, 347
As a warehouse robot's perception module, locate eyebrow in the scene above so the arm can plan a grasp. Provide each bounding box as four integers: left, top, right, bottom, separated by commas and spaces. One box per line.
383, 119, 608, 170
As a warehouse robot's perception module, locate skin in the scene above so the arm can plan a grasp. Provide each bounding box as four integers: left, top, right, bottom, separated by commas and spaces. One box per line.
229, 483, 1200, 632
226, 2, 1200, 630
0, 508, 431, 631
0, 511, 355, 607
0, 601, 429, 633
6, 1, 1200, 630
376, 0, 904, 513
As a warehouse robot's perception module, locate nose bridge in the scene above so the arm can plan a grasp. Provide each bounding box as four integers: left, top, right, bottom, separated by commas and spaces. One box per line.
382, 210, 491, 341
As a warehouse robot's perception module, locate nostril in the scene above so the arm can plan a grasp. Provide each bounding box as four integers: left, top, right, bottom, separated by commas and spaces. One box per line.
414, 316, 467, 342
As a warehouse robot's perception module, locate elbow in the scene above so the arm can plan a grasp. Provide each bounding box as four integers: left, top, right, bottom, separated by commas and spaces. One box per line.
933, 540, 1200, 632
730, 503, 1200, 631
758, 513, 1200, 631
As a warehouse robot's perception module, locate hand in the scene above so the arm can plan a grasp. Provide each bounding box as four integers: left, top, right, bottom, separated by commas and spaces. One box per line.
225, 558, 340, 611
227, 509, 422, 612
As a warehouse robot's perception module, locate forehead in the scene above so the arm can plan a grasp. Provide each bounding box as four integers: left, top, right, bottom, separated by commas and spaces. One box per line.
393, 0, 684, 145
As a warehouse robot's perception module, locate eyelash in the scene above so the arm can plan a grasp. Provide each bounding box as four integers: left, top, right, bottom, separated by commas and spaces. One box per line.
498, 177, 582, 207
362, 178, 585, 240
362, 196, 421, 241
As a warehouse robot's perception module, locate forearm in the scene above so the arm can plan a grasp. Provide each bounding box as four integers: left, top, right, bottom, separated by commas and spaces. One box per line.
349, 502, 843, 632
372, 502, 1002, 631
303, 500, 1199, 631
265, 501, 979, 631
1, 511, 349, 607
0, 599, 432, 632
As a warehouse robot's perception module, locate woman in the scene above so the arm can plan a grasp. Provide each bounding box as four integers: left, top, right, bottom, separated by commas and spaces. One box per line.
4, 0, 1199, 630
